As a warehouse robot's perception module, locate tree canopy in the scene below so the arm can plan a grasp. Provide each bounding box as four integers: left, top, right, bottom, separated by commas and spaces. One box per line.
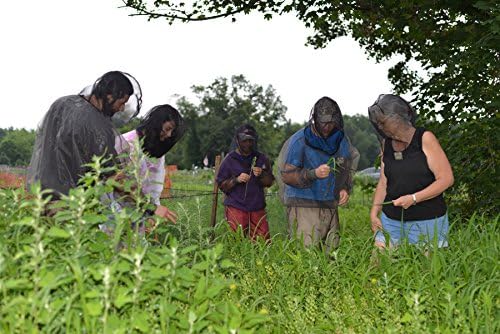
122, 0, 499, 215
166, 75, 292, 168
0, 128, 36, 166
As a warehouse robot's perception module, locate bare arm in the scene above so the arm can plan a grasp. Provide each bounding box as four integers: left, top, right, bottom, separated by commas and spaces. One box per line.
370, 160, 387, 232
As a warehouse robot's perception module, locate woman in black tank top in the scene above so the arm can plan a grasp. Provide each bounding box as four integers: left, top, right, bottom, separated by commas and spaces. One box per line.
367, 94, 454, 249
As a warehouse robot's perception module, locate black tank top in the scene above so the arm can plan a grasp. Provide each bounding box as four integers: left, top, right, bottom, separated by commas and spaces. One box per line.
383, 127, 447, 221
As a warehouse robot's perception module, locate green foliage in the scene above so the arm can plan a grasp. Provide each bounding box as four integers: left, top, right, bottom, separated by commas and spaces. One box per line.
0, 128, 35, 166
120, 0, 499, 215
1, 166, 498, 332
0, 158, 268, 333
343, 114, 380, 170
167, 75, 289, 169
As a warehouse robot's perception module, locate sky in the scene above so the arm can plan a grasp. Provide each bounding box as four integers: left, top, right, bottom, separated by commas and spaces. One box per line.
0, 0, 398, 130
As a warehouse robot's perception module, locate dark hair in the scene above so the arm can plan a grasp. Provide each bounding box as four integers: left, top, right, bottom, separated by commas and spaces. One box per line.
136, 104, 185, 158
91, 71, 134, 117
92, 71, 133, 100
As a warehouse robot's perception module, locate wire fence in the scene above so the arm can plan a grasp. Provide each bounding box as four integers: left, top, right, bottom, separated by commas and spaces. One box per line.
163, 186, 373, 206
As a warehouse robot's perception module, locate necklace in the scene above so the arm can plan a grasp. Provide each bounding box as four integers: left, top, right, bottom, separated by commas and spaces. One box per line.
393, 141, 409, 160
392, 128, 416, 161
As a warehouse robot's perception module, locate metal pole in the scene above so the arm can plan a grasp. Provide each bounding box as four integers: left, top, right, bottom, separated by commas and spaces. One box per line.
210, 155, 222, 232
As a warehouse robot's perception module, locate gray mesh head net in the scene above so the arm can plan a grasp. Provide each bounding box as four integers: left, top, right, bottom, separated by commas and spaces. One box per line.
27, 71, 140, 198
368, 94, 416, 140
79, 72, 142, 127
276, 97, 359, 208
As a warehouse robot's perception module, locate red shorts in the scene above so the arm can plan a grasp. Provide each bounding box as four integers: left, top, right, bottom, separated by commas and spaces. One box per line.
224, 206, 270, 241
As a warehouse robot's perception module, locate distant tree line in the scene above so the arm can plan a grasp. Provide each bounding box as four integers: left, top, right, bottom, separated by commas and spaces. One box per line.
0, 75, 380, 171
0, 128, 36, 166
163, 75, 379, 170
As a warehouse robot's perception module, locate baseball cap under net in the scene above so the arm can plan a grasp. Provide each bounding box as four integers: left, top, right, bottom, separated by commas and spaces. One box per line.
310, 96, 344, 129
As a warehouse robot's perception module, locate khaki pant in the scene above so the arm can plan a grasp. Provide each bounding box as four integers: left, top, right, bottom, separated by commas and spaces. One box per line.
287, 206, 340, 252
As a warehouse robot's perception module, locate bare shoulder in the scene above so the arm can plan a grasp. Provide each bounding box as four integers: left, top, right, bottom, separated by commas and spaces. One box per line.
422, 130, 441, 147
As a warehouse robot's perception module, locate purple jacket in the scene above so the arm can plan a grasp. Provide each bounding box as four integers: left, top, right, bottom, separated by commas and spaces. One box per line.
216, 151, 274, 212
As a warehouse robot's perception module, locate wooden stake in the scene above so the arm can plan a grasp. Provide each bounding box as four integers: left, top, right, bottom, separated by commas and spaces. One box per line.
210, 155, 222, 231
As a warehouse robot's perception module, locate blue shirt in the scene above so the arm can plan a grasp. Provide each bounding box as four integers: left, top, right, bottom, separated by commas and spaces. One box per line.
284, 128, 351, 202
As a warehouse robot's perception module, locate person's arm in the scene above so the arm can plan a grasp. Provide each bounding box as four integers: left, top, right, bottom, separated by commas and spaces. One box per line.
217, 158, 250, 193
370, 159, 387, 233
281, 163, 331, 188
148, 156, 166, 206
254, 156, 275, 188
393, 131, 454, 209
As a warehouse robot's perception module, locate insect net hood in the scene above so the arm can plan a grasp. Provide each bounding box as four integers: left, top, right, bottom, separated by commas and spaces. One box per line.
368, 94, 416, 140
79, 71, 142, 127
27, 71, 140, 198
276, 97, 359, 207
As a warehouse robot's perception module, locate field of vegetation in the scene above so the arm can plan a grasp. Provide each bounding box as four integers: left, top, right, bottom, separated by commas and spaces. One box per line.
0, 166, 498, 333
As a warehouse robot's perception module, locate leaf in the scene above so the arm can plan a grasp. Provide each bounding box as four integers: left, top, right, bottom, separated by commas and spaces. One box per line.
401, 312, 412, 323
4, 278, 32, 290
132, 311, 150, 333
85, 301, 102, 317
39, 270, 57, 288
194, 278, 206, 302
219, 259, 234, 268
114, 288, 133, 309
82, 214, 108, 225
193, 261, 209, 271
84, 289, 101, 299
46, 227, 71, 239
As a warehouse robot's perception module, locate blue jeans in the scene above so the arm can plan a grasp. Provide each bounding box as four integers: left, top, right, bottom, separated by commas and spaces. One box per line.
375, 212, 449, 248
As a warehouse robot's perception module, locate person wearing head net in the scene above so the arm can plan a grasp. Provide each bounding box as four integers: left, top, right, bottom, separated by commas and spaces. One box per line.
109, 105, 185, 227
277, 97, 359, 253
216, 125, 275, 241
368, 94, 454, 249
28, 71, 142, 200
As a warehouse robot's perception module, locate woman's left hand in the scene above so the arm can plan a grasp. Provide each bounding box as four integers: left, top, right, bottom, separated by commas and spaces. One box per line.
338, 189, 349, 206
393, 195, 414, 209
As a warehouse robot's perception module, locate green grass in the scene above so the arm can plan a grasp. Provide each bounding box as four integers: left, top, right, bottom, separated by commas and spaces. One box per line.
0, 166, 498, 333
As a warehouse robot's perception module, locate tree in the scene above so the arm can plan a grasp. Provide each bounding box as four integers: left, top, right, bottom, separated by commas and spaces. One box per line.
343, 114, 379, 170
0, 129, 36, 166
121, 0, 499, 215
172, 75, 288, 169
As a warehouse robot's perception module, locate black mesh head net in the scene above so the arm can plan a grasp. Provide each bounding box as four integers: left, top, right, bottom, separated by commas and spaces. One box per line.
368, 94, 416, 140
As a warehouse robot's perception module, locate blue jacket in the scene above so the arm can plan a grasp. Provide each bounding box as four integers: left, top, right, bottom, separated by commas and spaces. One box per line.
284, 128, 351, 202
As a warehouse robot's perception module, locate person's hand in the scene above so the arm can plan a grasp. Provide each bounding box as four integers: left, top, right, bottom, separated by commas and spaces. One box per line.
252, 167, 263, 177
393, 195, 415, 209
111, 172, 137, 193
315, 164, 331, 179
237, 173, 251, 183
155, 205, 177, 224
370, 213, 382, 233
338, 189, 349, 206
